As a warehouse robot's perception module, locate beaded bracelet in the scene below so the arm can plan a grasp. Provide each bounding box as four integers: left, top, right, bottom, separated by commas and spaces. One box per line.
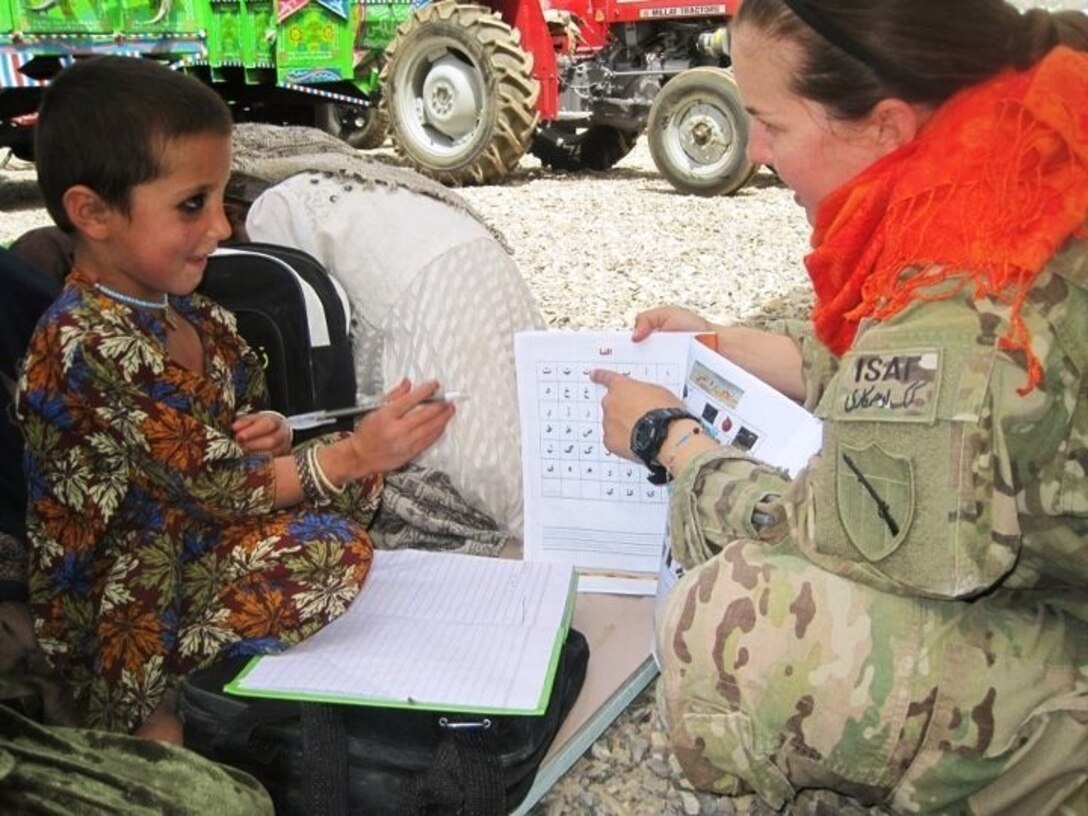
309, 445, 345, 497
295, 447, 332, 506
662, 424, 702, 473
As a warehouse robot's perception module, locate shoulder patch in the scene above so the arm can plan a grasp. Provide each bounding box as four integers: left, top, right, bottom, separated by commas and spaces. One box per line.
832, 348, 941, 423
836, 442, 914, 562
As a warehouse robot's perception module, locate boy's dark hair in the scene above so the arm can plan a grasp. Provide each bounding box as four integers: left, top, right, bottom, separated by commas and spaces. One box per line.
35, 56, 233, 231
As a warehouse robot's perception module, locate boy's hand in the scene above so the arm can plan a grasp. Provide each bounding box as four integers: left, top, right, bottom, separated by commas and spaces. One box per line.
346, 379, 455, 474
233, 411, 293, 456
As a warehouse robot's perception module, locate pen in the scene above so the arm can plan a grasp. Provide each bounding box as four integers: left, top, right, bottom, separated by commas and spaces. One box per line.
287, 391, 467, 431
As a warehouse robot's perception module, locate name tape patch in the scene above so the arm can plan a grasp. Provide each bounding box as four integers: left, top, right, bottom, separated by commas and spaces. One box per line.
834, 349, 940, 422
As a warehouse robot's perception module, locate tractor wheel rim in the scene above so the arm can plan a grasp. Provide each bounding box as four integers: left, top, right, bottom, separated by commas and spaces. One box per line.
398, 42, 483, 159
667, 100, 738, 178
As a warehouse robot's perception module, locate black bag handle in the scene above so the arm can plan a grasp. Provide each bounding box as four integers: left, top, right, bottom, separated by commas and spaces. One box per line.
302, 703, 349, 816
207, 696, 299, 761
410, 724, 506, 816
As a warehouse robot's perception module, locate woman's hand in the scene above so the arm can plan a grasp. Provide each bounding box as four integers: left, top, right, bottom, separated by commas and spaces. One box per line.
716, 326, 806, 401
631, 305, 713, 342
343, 378, 455, 475
233, 411, 293, 456
632, 311, 804, 401
589, 369, 684, 459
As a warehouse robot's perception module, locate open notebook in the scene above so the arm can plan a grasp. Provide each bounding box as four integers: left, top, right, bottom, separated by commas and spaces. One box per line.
226, 549, 577, 714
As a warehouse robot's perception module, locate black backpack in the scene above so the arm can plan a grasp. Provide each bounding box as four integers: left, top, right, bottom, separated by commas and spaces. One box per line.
0, 248, 63, 570
199, 243, 356, 439
179, 628, 589, 815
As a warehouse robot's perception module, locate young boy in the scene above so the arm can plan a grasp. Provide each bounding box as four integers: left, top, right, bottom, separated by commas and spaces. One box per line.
18, 56, 454, 738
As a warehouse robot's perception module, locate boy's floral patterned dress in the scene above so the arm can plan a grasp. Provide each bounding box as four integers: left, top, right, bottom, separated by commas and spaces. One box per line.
18, 269, 379, 732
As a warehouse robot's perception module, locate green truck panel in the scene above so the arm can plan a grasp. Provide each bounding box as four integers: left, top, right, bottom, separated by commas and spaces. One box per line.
1, 0, 418, 101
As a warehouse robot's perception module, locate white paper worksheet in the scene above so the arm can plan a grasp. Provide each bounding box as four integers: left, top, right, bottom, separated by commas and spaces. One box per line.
682, 338, 823, 478
517, 330, 824, 598
515, 331, 694, 591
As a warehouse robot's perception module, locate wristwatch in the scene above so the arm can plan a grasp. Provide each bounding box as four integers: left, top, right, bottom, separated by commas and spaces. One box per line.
630, 407, 698, 485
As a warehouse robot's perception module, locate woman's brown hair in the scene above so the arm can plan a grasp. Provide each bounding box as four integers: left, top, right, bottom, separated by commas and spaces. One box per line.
735, 0, 1088, 120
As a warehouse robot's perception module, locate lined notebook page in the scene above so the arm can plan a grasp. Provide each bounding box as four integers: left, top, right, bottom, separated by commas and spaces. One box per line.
227, 550, 577, 714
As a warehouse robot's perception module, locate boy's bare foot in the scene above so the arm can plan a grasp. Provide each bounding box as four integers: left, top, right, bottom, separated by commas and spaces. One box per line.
133, 691, 183, 744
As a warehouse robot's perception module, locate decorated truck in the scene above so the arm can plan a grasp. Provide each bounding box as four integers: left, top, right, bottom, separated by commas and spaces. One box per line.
0, 0, 754, 195
0, 0, 408, 155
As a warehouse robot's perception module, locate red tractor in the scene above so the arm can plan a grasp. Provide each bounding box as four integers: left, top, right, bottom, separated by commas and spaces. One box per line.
380, 0, 753, 195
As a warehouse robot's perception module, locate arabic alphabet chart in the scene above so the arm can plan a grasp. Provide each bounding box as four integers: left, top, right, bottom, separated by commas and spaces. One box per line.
534, 358, 679, 504
516, 331, 693, 585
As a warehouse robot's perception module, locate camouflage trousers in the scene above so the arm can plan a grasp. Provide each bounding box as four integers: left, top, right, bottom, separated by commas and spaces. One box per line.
0, 676, 272, 815
656, 539, 1088, 814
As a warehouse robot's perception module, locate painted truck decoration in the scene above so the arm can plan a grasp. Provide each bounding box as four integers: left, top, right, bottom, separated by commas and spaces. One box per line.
0, 0, 755, 195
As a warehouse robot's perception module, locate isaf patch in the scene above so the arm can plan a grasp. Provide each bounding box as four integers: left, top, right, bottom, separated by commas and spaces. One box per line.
834, 348, 941, 423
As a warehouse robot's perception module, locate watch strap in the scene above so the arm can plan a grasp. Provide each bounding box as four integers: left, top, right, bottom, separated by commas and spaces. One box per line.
631, 407, 698, 484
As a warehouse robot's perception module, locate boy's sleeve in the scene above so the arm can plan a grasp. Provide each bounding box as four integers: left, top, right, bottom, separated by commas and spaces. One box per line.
18, 319, 277, 530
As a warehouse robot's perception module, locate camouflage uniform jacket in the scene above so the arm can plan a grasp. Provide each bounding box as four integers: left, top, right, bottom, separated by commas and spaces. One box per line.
658, 229, 1088, 813
668, 228, 1088, 609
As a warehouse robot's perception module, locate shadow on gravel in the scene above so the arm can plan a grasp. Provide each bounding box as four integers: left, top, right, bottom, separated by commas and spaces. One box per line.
557, 165, 788, 199
489, 166, 661, 189
0, 176, 45, 211
746, 171, 786, 190
496, 165, 664, 187
626, 182, 779, 201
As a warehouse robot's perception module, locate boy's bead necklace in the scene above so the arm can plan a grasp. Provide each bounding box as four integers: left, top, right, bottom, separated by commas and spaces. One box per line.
93, 282, 178, 330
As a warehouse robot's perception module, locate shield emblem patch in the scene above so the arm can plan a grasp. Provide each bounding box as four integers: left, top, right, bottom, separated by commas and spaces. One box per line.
836, 442, 914, 562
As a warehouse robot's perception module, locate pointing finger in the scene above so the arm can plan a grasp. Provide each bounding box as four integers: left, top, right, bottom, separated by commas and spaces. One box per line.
589, 369, 620, 389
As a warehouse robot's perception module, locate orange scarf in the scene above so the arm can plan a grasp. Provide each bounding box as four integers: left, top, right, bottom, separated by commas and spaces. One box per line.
807, 46, 1088, 390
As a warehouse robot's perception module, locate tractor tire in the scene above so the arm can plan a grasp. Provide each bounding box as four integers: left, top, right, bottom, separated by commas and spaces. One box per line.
380, 1, 539, 186
530, 125, 639, 172
647, 67, 756, 197
316, 102, 391, 150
